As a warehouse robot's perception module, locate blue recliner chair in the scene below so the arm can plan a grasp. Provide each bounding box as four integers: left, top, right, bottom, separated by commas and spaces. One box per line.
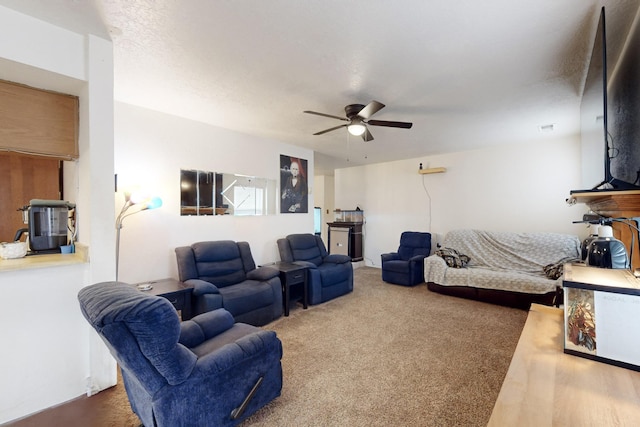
77, 282, 283, 427
175, 241, 283, 326
277, 233, 353, 305
381, 231, 432, 286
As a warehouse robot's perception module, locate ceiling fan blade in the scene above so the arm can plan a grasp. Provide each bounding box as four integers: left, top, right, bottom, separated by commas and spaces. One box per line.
367, 119, 413, 129
357, 101, 385, 120
362, 127, 374, 142
313, 124, 348, 135
304, 110, 349, 121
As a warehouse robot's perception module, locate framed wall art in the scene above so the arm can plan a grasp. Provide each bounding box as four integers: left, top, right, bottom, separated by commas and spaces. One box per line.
280, 155, 308, 213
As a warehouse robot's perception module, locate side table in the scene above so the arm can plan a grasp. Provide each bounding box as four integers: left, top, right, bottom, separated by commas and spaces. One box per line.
271, 262, 308, 316
134, 278, 194, 320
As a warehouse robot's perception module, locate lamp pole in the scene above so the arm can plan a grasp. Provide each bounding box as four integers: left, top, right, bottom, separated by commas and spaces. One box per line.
115, 195, 162, 281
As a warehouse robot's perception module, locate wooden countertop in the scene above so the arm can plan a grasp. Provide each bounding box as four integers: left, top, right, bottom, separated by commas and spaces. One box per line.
488, 304, 640, 426
0, 244, 88, 272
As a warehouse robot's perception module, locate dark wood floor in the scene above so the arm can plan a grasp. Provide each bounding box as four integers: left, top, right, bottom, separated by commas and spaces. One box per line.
3, 379, 140, 427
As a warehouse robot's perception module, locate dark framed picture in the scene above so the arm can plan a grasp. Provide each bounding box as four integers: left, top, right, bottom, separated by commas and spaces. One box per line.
280, 155, 308, 213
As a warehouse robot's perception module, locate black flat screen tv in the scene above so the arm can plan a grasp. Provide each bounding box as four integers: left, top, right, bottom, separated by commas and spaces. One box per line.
579, 7, 640, 191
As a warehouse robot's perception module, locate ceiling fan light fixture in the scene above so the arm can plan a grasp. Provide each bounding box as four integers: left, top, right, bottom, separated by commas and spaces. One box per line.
348, 123, 366, 136
304, 100, 412, 141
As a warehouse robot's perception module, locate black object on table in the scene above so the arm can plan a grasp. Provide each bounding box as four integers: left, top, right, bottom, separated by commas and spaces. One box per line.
271, 262, 308, 316
133, 278, 194, 320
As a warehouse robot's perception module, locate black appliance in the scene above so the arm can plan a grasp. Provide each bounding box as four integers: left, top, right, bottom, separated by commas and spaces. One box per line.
327, 209, 364, 262
18, 199, 75, 253
586, 225, 629, 269
580, 224, 600, 261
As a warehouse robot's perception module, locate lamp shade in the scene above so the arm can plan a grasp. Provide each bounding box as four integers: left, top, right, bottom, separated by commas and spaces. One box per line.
586, 226, 629, 269
145, 197, 163, 210
348, 123, 366, 136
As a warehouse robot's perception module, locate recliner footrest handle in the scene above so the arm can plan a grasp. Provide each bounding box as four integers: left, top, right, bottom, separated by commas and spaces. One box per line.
230, 376, 264, 420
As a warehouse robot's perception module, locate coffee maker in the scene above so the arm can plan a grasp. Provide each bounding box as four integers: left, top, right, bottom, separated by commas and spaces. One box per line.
16, 199, 76, 253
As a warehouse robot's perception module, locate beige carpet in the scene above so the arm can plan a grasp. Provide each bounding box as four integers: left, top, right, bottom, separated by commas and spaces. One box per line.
243, 267, 527, 426
14, 267, 526, 426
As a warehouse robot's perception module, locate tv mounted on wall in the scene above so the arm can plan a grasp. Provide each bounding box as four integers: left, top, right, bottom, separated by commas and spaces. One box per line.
579, 7, 640, 192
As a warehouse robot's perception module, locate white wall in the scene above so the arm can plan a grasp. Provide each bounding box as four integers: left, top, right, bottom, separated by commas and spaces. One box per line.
114, 102, 315, 284
0, 6, 115, 424
313, 174, 335, 245
335, 137, 590, 267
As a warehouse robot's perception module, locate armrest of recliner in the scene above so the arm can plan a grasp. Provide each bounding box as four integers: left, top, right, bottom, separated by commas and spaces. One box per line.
293, 260, 317, 269
185, 279, 220, 297
247, 266, 279, 281
323, 254, 351, 264
179, 308, 235, 348
381, 252, 400, 262
408, 254, 427, 262
193, 330, 282, 374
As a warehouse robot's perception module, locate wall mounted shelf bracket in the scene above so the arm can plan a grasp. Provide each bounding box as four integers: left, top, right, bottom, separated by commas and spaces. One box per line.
418, 167, 446, 175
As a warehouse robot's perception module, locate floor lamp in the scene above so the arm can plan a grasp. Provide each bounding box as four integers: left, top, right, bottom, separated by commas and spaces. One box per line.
116, 192, 162, 281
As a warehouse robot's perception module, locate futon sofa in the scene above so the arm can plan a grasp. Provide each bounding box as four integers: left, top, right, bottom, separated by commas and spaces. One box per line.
424, 229, 581, 308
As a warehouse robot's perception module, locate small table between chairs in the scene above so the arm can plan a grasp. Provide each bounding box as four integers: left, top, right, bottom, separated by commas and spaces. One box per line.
132, 278, 194, 320
269, 262, 308, 316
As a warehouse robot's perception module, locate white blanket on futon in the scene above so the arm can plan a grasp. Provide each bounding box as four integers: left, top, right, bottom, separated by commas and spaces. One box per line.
424, 229, 581, 294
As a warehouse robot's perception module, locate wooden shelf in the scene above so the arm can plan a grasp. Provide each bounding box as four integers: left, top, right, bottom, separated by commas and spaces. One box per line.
418, 167, 446, 175
569, 189, 640, 270
569, 190, 640, 216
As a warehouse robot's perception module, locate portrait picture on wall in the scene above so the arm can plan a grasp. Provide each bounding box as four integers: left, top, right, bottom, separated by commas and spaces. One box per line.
280, 155, 308, 213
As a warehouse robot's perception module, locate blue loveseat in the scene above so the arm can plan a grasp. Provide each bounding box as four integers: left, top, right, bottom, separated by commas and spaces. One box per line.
175, 240, 283, 326
77, 281, 283, 427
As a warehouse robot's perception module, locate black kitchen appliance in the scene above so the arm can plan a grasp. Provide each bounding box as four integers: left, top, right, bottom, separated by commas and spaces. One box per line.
17, 199, 76, 253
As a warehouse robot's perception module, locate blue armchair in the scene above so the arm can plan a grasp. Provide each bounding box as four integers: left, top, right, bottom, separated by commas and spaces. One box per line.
77, 282, 282, 427
277, 233, 353, 305
175, 240, 282, 326
381, 231, 432, 286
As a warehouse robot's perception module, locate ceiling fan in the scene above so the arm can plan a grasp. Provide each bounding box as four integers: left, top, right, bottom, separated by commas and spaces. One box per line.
304, 100, 413, 142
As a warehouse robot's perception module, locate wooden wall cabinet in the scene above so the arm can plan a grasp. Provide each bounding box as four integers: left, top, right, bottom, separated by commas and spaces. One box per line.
0, 153, 61, 242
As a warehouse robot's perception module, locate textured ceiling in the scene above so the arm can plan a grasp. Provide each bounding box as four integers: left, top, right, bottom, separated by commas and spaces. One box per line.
2, 0, 640, 174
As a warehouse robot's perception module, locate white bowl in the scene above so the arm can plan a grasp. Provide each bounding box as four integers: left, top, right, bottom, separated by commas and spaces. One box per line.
0, 242, 28, 259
